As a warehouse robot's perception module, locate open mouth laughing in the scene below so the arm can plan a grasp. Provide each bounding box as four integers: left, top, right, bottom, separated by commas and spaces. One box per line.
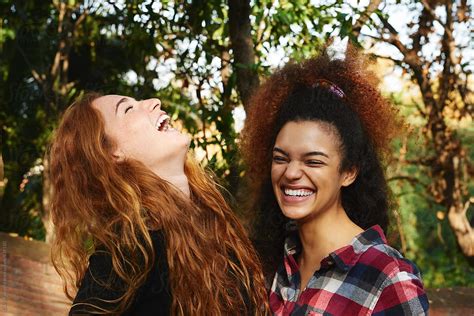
280, 185, 315, 202
155, 113, 176, 132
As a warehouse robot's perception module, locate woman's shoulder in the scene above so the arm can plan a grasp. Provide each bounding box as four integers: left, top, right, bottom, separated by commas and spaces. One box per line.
86, 230, 166, 266
351, 226, 422, 280
354, 240, 428, 314
70, 230, 170, 315
362, 244, 429, 314
358, 242, 422, 280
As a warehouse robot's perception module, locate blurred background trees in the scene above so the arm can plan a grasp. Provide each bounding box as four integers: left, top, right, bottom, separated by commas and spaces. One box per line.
1, 0, 472, 287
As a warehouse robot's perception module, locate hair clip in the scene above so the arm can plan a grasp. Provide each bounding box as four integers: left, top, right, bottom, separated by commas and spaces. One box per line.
312, 79, 346, 99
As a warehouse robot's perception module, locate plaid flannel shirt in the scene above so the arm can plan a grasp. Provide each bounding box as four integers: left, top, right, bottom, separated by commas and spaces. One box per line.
269, 225, 429, 315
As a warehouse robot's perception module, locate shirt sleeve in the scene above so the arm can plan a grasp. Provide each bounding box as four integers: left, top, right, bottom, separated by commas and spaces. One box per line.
372, 269, 429, 315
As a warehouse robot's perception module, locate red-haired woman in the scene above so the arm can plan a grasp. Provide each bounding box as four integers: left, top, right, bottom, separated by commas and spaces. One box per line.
241, 50, 429, 315
49, 93, 268, 315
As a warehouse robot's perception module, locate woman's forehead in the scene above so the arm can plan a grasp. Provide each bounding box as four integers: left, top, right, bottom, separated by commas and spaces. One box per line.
94, 94, 127, 107
92, 94, 131, 116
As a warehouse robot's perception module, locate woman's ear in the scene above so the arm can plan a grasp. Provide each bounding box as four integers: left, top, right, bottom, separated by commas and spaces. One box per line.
113, 149, 126, 162
341, 167, 358, 187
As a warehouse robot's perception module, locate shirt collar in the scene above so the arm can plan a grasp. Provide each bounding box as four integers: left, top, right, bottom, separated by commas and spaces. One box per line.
283, 232, 301, 277
283, 225, 387, 273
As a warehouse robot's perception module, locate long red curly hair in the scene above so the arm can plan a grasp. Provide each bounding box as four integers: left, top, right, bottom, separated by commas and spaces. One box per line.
49, 92, 269, 314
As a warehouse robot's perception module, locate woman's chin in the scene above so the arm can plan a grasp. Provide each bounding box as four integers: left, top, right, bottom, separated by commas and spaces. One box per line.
280, 205, 311, 220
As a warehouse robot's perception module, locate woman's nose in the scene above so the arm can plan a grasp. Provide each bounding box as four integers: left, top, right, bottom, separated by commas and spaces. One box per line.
284, 161, 303, 180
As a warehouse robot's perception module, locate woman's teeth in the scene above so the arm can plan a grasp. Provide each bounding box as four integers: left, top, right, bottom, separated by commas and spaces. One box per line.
156, 115, 170, 131
284, 188, 314, 197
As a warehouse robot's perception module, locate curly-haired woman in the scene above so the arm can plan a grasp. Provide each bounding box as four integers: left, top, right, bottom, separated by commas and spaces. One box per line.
240, 50, 429, 315
49, 93, 268, 315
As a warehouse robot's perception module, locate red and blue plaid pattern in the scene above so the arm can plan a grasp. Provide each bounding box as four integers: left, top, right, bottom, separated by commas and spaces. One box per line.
269, 225, 429, 315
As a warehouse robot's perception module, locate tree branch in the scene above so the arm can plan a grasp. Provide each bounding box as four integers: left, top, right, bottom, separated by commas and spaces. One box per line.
352, 0, 382, 38
387, 175, 428, 187
411, 97, 427, 117
15, 43, 45, 85
420, 0, 445, 27
367, 51, 403, 65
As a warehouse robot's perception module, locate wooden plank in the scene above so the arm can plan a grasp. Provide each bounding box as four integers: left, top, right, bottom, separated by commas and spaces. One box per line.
0, 232, 70, 316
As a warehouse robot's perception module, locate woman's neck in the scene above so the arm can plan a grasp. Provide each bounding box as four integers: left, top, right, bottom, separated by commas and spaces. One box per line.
297, 207, 363, 270
152, 164, 190, 197
163, 173, 190, 197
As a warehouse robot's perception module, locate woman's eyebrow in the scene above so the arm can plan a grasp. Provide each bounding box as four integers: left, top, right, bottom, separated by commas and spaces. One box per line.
273, 147, 329, 158
115, 97, 129, 115
273, 147, 288, 156
303, 151, 329, 158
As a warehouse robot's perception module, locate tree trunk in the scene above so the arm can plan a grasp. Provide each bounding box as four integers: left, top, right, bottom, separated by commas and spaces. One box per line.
228, 0, 259, 111
355, 0, 474, 258
423, 91, 473, 257
41, 1, 81, 241
447, 182, 474, 256
420, 0, 473, 258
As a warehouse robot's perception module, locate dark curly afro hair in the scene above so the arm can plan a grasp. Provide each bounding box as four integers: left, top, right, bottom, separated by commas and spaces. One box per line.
240, 48, 402, 277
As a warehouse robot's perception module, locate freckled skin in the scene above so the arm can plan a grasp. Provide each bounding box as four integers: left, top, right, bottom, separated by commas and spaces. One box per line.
93, 95, 190, 179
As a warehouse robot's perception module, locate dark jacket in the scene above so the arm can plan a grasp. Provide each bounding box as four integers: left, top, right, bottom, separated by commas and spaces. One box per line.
69, 231, 170, 315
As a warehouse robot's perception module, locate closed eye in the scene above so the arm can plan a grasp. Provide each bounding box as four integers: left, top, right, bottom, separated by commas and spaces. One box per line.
306, 160, 324, 167
272, 156, 288, 163
125, 105, 133, 113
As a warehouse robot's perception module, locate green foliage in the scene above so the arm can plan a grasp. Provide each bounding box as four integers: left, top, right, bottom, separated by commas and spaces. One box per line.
0, 0, 341, 238
1, 0, 472, 289
387, 97, 474, 287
